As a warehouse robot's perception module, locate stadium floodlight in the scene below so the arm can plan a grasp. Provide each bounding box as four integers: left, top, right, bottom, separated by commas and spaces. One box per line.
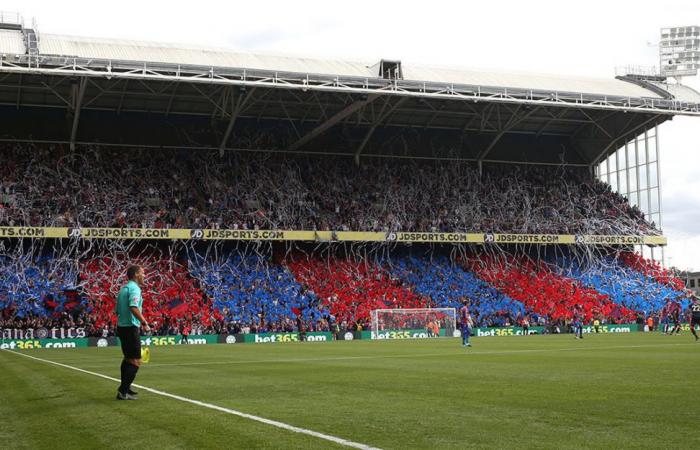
660, 26, 700, 78
370, 308, 456, 340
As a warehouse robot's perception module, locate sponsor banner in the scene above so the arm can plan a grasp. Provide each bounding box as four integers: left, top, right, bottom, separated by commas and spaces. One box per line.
78, 228, 181, 240
0, 226, 667, 246
474, 324, 637, 337
488, 234, 569, 244
241, 332, 333, 343
139, 334, 218, 346
474, 326, 546, 337
0, 338, 88, 350
387, 232, 483, 243
642, 236, 668, 246
90, 337, 117, 348
1, 327, 87, 340
0, 227, 67, 238
3, 324, 649, 350
98, 334, 220, 347
368, 328, 449, 340
577, 235, 645, 245
336, 231, 386, 242
218, 334, 244, 344
674, 323, 699, 332
197, 229, 303, 241
335, 331, 357, 341
575, 235, 666, 246
581, 324, 635, 334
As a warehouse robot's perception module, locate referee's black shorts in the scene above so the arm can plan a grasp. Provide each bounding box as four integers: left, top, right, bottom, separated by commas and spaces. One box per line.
117, 326, 142, 360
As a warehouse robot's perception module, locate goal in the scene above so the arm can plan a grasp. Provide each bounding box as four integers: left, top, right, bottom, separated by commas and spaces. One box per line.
370, 308, 456, 339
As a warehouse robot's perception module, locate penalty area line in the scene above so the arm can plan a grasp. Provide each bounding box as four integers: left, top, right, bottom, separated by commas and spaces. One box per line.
2, 349, 381, 450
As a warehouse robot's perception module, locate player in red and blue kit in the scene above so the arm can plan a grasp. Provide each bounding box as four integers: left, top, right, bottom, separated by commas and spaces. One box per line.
660, 301, 670, 334
459, 300, 473, 348
688, 295, 700, 342
669, 299, 682, 335
573, 307, 584, 339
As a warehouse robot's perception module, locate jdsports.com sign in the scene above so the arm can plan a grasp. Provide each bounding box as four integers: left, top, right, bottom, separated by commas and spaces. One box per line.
0, 226, 668, 246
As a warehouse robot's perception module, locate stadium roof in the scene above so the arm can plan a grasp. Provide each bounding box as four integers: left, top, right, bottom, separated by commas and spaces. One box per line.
1, 24, 700, 166
32, 33, 662, 99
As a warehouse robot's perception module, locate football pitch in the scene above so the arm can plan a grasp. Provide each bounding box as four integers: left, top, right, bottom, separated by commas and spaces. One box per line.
1, 333, 698, 449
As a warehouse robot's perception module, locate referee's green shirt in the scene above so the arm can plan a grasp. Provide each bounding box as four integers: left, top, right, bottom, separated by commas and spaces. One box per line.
116, 280, 143, 327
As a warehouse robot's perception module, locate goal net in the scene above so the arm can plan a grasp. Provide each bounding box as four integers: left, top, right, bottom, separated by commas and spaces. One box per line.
370, 308, 456, 340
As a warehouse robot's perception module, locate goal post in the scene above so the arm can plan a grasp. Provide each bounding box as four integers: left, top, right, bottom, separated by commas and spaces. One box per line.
370, 308, 457, 340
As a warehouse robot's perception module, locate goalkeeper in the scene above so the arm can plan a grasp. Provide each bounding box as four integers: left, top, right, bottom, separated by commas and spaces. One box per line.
459, 299, 474, 347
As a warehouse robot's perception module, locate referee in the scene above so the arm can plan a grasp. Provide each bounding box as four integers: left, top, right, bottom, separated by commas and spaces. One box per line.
115, 265, 150, 400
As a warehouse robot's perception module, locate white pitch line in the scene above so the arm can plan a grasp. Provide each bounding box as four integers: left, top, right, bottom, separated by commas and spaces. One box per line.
2, 350, 381, 450
72, 342, 696, 370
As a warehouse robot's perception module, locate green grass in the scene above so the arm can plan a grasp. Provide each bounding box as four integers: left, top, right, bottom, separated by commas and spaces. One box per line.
1, 333, 699, 449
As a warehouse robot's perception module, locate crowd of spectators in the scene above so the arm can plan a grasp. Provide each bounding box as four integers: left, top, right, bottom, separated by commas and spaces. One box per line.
0, 255, 75, 319
189, 254, 331, 334
1, 247, 689, 336
465, 255, 638, 324
285, 257, 427, 326
0, 142, 683, 338
0, 252, 225, 337
386, 255, 524, 327
0, 143, 656, 235
0, 253, 108, 336
80, 255, 222, 336
618, 251, 685, 290
557, 256, 686, 316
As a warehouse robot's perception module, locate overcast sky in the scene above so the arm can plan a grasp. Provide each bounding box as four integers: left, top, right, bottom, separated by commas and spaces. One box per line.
5, 0, 700, 269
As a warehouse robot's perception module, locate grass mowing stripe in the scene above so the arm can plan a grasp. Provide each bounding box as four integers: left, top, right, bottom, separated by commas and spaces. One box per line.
2, 349, 381, 450
74, 341, 697, 370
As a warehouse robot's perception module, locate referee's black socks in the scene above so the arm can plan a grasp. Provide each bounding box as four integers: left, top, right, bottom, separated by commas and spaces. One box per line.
119, 360, 140, 394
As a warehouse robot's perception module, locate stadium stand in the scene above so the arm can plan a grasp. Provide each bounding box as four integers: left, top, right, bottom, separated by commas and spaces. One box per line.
0, 247, 690, 335
79, 254, 221, 336
188, 253, 330, 333
286, 257, 426, 327
557, 255, 686, 314
618, 251, 686, 290
0, 253, 94, 333
464, 254, 637, 323
1, 16, 699, 350
385, 255, 525, 327
0, 144, 657, 236
0, 141, 687, 336
0, 255, 75, 317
